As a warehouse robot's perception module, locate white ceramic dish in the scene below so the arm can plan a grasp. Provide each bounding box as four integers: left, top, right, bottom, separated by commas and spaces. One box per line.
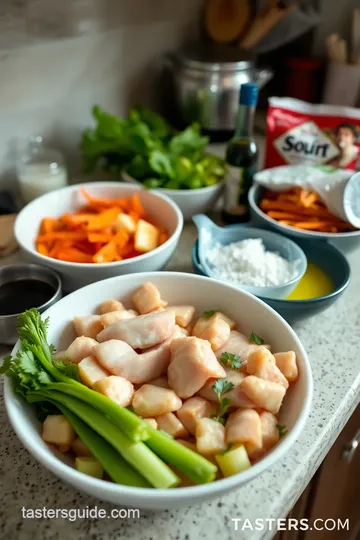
14, 183, 183, 291
122, 172, 224, 221
4, 272, 313, 509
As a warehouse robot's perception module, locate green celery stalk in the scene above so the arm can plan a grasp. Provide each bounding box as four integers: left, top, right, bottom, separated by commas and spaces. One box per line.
44, 382, 149, 443
146, 428, 217, 484
30, 390, 179, 489
54, 402, 150, 487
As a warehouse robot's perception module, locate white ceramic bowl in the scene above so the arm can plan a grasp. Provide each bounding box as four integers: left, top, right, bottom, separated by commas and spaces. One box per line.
4, 272, 313, 509
14, 183, 183, 291
123, 172, 224, 221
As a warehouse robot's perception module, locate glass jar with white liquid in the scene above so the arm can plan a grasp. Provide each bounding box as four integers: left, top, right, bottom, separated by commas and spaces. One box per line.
17, 136, 68, 204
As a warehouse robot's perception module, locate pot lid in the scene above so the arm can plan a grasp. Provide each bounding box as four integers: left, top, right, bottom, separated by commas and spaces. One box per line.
176, 43, 255, 71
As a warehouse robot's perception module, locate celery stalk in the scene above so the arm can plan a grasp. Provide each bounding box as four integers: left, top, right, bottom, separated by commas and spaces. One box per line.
30, 390, 179, 489
55, 403, 150, 487
146, 428, 217, 484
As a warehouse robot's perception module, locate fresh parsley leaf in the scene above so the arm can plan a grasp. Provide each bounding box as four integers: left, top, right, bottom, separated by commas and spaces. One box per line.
220, 352, 242, 369
202, 310, 218, 319
0, 355, 12, 374
248, 331, 265, 345
219, 443, 233, 455
276, 424, 288, 439
211, 380, 234, 424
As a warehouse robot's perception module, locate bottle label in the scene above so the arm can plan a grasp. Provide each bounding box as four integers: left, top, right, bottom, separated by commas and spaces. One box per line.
224, 165, 256, 216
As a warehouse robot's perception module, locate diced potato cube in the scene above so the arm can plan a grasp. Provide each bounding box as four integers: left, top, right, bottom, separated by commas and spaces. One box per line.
42, 415, 76, 446
72, 438, 92, 457
143, 418, 158, 429
240, 376, 286, 415
156, 412, 188, 438
134, 220, 160, 253
177, 397, 218, 435
196, 418, 227, 455
132, 282, 167, 314
215, 445, 251, 477
274, 351, 298, 382
78, 356, 109, 388
98, 299, 124, 314
75, 457, 103, 479
115, 213, 137, 234
93, 375, 134, 407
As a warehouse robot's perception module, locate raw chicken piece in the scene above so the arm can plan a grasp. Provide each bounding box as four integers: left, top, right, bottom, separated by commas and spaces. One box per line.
169, 306, 195, 328
73, 315, 103, 339
98, 299, 124, 315
246, 411, 280, 460
94, 326, 182, 384
97, 309, 175, 349
180, 327, 189, 336
168, 337, 226, 399
149, 375, 169, 389
177, 397, 218, 435
215, 330, 264, 370
93, 376, 134, 407
132, 282, 167, 314
192, 316, 230, 351
274, 351, 298, 382
247, 347, 289, 390
128, 310, 139, 317
143, 418, 158, 429
132, 384, 182, 417
78, 356, 109, 388
156, 412, 188, 438
64, 336, 97, 364
100, 310, 136, 328
240, 376, 286, 415
177, 439, 197, 451
214, 312, 236, 330
198, 369, 256, 409
196, 418, 227, 455
225, 409, 262, 452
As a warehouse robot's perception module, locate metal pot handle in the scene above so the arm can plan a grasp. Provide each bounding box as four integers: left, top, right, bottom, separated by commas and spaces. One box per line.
255, 68, 273, 87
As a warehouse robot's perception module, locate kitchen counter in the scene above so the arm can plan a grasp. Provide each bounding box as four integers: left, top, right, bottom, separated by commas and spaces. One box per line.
1, 223, 360, 540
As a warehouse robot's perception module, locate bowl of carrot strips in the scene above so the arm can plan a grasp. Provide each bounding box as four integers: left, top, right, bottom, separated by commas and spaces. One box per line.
14, 183, 183, 291
248, 184, 360, 252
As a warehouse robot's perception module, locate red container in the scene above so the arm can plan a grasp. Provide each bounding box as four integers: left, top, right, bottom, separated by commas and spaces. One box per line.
284, 57, 322, 103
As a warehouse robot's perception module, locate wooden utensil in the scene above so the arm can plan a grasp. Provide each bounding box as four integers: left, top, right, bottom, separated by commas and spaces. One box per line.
204, 0, 252, 43
239, 1, 297, 50
0, 214, 18, 257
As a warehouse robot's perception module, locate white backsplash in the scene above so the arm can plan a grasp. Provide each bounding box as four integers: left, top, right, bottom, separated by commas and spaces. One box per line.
0, 0, 203, 191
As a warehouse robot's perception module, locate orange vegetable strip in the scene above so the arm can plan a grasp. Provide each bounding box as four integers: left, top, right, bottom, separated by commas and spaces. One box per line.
159, 232, 169, 245
40, 218, 58, 234
131, 193, 145, 218
37, 232, 88, 242
87, 232, 114, 243
87, 208, 120, 231
267, 211, 313, 221
93, 241, 118, 264
292, 221, 340, 230
56, 249, 93, 263
36, 243, 48, 256
80, 187, 130, 211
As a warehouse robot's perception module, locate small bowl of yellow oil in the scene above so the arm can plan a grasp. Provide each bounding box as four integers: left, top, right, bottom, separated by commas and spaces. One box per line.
192, 238, 350, 323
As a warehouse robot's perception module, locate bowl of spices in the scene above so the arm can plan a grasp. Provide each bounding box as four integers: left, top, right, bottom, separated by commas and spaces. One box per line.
193, 215, 307, 300
0, 264, 61, 344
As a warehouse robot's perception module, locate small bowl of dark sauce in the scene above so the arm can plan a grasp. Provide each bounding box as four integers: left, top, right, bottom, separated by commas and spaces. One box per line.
0, 264, 62, 344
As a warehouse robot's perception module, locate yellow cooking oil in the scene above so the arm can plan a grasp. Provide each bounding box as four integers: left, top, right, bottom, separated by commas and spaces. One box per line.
286, 262, 334, 300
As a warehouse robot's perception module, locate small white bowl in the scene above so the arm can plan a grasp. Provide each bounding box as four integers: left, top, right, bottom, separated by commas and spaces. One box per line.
4, 272, 313, 509
14, 183, 183, 291
123, 172, 224, 221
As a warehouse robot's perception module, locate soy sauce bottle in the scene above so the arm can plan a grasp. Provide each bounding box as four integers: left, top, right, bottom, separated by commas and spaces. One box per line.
222, 82, 259, 224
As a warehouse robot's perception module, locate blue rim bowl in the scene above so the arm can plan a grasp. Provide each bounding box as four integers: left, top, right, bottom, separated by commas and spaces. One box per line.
192, 238, 351, 323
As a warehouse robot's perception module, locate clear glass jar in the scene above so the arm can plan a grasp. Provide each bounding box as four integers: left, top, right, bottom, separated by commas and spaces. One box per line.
17, 136, 68, 204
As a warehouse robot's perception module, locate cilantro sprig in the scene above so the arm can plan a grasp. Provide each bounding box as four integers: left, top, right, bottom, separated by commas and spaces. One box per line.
211, 379, 234, 425
202, 310, 219, 319
220, 352, 242, 369
248, 331, 264, 345
276, 424, 288, 439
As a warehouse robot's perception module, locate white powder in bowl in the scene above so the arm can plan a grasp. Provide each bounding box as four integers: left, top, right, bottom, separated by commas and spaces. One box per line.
206, 238, 298, 287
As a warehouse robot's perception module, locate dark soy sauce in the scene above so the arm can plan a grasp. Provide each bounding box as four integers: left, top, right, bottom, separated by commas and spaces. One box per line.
0, 279, 55, 315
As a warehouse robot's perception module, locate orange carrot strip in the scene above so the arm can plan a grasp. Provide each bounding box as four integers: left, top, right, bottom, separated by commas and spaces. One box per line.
87, 208, 120, 231
40, 218, 58, 234
93, 241, 118, 264
131, 193, 145, 218
159, 232, 169, 245
80, 187, 130, 211
88, 232, 114, 243
36, 243, 48, 256
37, 232, 88, 243
56, 249, 93, 263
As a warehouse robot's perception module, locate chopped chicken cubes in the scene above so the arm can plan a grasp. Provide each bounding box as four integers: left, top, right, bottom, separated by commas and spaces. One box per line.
64, 336, 97, 364
98, 299, 124, 314
192, 316, 230, 351
42, 415, 75, 446
78, 356, 109, 388
132, 384, 182, 417
156, 412, 188, 438
143, 418, 158, 429
225, 409, 262, 451
73, 315, 103, 339
100, 310, 136, 328
132, 282, 168, 314
241, 376, 286, 415
274, 351, 298, 382
198, 370, 256, 409
196, 418, 227, 455
93, 376, 134, 407
247, 347, 289, 390
170, 306, 195, 328
97, 309, 175, 349
168, 337, 226, 399
215, 330, 262, 370
177, 397, 218, 435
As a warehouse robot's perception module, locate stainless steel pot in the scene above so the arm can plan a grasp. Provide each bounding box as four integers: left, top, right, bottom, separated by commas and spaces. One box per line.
165, 44, 272, 131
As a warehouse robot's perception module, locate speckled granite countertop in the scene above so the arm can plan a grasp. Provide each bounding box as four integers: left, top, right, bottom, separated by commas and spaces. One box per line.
1, 224, 360, 540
